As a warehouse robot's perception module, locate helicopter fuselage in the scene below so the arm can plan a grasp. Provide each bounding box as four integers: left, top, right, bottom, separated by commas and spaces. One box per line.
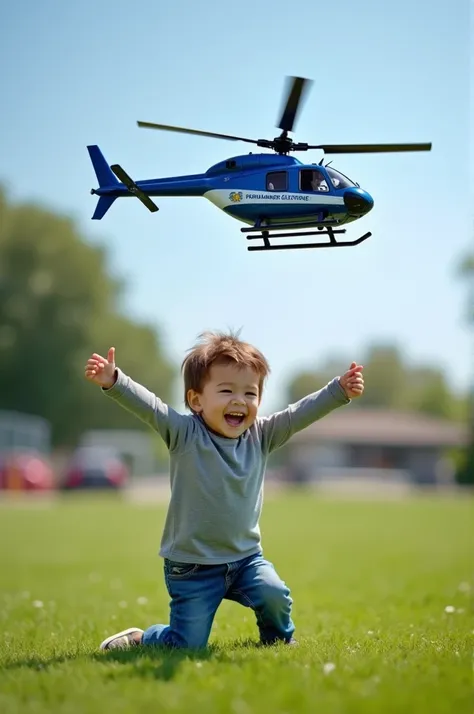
91, 151, 374, 228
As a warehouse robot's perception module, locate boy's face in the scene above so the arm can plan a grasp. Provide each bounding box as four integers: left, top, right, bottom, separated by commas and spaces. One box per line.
188, 361, 261, 438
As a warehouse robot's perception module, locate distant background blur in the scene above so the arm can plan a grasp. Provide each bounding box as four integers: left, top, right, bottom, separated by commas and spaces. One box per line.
0, 0, 472, 497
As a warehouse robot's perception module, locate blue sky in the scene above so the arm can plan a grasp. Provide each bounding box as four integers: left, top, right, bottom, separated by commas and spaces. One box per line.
0, 0, 471, 413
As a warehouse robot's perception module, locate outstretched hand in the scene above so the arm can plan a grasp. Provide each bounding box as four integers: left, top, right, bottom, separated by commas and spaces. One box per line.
84, 347, 117, 389
339, 362, 364, 399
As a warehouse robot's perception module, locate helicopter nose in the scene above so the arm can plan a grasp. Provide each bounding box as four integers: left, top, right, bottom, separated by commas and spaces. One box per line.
343, 188, 374, 216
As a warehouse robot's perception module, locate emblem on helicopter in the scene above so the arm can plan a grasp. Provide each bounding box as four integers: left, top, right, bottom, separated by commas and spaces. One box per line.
87, 76, 431, 253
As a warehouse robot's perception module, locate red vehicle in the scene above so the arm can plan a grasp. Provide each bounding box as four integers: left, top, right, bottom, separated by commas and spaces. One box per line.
62, 446, 129, 490
0, 450, 55, 491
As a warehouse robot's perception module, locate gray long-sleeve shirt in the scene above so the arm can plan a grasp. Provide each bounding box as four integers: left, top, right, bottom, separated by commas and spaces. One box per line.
104, 369, 350, 564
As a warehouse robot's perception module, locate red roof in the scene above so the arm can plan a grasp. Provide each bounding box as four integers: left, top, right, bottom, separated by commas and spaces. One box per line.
288, 408, 469, 447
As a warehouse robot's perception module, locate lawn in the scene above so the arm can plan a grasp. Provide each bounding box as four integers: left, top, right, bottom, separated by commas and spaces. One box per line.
0, 491, 472, 713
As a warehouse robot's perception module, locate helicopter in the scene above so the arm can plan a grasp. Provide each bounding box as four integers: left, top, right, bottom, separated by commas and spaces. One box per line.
87, 76, 431, 252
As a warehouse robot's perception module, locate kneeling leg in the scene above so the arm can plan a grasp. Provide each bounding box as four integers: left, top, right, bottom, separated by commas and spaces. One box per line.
143, 561, 226, 650
226, 554, 295, 644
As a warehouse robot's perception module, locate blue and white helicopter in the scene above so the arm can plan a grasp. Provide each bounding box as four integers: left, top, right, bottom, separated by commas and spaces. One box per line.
87, 76, 431, 252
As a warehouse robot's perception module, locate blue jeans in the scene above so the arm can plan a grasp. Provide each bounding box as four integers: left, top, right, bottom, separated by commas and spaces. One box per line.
141, 551, 295, 649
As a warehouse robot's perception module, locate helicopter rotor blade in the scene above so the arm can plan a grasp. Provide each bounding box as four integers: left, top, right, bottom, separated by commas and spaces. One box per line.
137, 121, 259, 145
277, 76, 313, 134
303, 142, 432, 154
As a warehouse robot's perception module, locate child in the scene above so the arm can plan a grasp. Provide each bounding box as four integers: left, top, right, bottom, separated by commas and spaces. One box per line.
84, 330, 364, 651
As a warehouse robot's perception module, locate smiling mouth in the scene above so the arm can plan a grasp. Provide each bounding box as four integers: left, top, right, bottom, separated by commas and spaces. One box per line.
224, 412, 246, 427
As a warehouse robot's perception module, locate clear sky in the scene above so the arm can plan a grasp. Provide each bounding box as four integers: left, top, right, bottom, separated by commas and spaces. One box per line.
0, 0, 472, 413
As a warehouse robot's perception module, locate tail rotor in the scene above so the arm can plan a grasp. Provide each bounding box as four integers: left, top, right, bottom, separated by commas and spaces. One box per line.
87, 145, 158, 220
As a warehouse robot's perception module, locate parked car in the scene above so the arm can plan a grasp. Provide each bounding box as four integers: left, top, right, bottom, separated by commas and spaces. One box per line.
62, 446, 129, 490
0, 450, 55, 491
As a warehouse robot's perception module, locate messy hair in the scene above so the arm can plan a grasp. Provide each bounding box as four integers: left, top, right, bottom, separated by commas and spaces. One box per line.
181, 329, 270, 410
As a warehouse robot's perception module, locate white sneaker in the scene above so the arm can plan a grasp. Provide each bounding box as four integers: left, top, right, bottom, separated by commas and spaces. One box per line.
100, 627, 144, 650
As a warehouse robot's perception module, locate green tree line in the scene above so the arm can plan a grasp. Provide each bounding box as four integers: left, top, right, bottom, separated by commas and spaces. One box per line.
0, 186, 175, 448
286, 343, 468, 421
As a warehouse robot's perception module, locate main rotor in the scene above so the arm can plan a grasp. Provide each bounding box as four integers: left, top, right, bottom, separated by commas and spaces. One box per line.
137, 76, 432, 156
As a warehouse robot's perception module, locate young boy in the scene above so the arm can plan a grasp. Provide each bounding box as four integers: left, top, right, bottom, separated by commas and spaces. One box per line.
84, 330, 364, 651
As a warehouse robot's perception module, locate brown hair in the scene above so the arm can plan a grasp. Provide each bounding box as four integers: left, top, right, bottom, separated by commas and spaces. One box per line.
181, 329, 270, 410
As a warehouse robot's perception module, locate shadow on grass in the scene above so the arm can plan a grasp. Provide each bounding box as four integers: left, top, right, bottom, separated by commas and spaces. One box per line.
1, 638, 270, 681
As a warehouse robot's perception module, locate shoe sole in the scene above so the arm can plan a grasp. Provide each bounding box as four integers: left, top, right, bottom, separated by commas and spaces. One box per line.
99, 627, 143, 650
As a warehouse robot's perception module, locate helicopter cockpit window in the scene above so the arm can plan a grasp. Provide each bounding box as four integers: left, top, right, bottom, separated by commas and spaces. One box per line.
300, 169, 329, 192
266, 171, 287, 191
325, 167, 357, 189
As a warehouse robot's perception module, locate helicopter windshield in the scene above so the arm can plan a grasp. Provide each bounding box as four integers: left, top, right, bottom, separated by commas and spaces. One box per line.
325, 167, 357, 189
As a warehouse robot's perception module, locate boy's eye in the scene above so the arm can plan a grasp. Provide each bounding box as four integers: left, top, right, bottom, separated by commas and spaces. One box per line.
246, 392, 257, 397
219, 389, 232, 393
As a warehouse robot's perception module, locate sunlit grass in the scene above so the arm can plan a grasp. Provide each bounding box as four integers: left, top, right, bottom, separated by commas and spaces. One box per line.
0, 491, 472, 713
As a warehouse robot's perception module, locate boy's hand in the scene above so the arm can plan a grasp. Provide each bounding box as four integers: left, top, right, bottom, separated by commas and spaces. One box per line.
84, 347, 117, 389
339, 361, 364, 399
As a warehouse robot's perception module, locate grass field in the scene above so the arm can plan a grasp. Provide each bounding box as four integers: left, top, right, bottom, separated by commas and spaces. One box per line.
0, 491, 472, 713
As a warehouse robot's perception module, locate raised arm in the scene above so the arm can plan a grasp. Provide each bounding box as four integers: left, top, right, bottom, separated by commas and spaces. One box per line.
259, 363, 364, 454
84, 348, 194, 453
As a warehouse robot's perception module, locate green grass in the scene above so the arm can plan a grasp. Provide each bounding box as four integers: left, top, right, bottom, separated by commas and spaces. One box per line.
0, 491, 472, 713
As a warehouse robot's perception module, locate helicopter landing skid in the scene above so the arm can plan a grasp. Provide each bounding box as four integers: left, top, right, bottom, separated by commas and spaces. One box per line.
241, 223, 372, 252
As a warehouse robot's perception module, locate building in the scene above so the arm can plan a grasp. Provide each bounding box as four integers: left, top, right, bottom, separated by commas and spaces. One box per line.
0, 409, 51, 454
283, 408, 469, 486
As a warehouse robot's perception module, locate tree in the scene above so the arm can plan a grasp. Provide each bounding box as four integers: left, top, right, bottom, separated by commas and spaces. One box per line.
353, 345, 407, 410
285, 343, 467, 420
0, 185, 175, 447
